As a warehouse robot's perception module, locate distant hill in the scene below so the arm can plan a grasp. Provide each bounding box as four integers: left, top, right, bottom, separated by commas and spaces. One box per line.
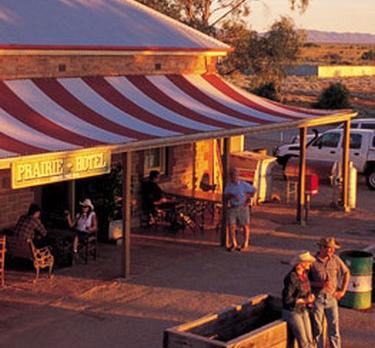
306, 30, 375, 44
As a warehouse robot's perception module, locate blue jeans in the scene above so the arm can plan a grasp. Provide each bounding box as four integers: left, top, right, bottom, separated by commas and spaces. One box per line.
282, 309, 314, 348
311, 294, 341, 348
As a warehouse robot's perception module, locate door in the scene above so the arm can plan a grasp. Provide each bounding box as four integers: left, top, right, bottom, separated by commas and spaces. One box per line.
348, 132, 366, 171
307, 131, 342, 162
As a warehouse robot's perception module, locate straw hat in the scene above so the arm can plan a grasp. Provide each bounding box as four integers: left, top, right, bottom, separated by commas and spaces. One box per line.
79, 198, 94, 210
290, 251, 316, 266
317, 237, 341, 249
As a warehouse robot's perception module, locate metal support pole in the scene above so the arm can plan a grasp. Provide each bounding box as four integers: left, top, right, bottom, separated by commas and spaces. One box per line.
342, 120, 351, 212
304, 193, 311, 223
220, 138, 230, 247
121, 151, 132, 278
297, 127, 307, 225
67, 180, 76, 218
192, 142, 197, 196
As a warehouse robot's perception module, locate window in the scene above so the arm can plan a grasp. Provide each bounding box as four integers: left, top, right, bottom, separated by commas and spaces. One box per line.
362, 123, 375, 130
143, 147, 167, 176
349, 134, 362, 149
312, 132, 340, 148
372, 136, 375, 148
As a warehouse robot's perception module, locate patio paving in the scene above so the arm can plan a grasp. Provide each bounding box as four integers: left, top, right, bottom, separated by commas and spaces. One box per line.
1, 178, 374, 348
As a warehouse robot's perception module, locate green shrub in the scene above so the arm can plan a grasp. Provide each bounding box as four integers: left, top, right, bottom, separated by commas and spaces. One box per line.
314, 83, 351, 109
253, 82, 281, 101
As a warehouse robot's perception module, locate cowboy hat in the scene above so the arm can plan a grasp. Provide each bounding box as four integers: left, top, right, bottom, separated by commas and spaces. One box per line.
290, 251, 316, 266
317, 237, 341, 249
79, 198, 94, 210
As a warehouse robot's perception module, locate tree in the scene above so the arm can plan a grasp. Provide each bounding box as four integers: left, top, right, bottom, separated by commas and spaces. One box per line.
136, 0, 310, 32
136, 0, 182, 21
215, 21, 256, 74
219, 17, 305, 82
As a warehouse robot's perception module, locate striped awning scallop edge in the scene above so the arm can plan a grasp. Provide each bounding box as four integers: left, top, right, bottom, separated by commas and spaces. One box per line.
0, 74, 354, 163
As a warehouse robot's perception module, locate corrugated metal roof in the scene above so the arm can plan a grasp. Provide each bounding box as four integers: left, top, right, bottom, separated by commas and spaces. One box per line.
0, 0, 230, 52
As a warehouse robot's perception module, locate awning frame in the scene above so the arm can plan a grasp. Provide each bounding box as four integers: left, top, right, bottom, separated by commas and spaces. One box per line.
0, 111, 357, 170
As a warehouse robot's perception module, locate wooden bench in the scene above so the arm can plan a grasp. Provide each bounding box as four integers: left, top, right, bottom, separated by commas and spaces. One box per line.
7, 235, 54, 282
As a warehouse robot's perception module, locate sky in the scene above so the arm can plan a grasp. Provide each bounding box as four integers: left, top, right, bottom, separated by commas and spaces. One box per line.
236, 0, 375, 34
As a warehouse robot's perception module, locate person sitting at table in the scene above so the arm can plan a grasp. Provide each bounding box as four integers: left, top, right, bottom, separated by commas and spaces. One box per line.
141, 170, 175, 225
65, 198, 98, 257
199, 173, 217, 192
14, 203, 49, 248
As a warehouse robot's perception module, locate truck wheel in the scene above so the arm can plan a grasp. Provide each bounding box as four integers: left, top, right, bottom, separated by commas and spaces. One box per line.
366, 170, 375, 190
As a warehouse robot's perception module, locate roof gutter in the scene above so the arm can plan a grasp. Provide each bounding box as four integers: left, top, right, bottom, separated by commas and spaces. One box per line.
0, 45, 232, 57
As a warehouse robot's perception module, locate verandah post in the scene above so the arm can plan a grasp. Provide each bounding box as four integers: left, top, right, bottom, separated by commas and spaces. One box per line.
297, 127, 307, 225
121, 151, 132, 278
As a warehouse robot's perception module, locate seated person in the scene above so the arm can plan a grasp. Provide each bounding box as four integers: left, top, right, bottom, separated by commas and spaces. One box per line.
199, 173, 216, 192
65, 198, 98, 256
141, 170, 175, 224
14, 203, 49, 248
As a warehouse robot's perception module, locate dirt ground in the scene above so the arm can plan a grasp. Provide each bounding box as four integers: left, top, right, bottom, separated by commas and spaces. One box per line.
300, 43, 375, 65
1, 171, 374, 348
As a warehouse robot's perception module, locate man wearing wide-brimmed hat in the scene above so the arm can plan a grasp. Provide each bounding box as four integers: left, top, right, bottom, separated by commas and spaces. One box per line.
309, 237, 350, 348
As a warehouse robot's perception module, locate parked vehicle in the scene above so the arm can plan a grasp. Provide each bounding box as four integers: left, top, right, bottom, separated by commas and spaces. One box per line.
289, 129, 320, 144
274, 128, 375, 189
336, 118, 375, 130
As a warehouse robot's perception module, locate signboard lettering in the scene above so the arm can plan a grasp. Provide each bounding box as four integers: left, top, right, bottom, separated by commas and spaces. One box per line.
12, 149, 111, 189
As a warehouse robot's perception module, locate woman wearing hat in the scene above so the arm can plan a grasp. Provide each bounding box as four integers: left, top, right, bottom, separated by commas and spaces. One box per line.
282, 251, 316, 348
65, 198, 98, 257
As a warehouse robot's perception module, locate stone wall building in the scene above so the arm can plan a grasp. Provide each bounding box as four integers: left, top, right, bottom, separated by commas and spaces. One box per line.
0, 0, 353, 248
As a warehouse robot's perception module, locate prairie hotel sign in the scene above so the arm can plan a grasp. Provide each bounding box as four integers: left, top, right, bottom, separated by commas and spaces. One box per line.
11, 149, 111, 189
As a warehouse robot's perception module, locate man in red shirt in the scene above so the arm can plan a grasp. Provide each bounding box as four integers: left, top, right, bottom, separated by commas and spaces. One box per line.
14, 203, 48, 247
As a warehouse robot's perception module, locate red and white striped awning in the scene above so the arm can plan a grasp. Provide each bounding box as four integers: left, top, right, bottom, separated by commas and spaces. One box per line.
0, 74, 353, 164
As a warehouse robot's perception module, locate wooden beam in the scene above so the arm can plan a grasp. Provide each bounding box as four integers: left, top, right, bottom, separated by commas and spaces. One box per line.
297, 127, 307, 225
67, 180, 76, 218
342, 120, 351, 212
121, 151, 132, 278
108, 112, 357, 155
192, 142, 197, 196
220, 138, 230, 247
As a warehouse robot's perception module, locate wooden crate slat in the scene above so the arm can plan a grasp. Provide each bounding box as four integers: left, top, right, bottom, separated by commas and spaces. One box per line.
164, 295, 291, 348
164, 329, 227, 348
226, 320, 288, 348
190, 301, 268, 338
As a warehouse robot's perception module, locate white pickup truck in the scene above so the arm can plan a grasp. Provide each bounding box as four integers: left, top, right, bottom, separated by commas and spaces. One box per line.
274, 128, 375, 189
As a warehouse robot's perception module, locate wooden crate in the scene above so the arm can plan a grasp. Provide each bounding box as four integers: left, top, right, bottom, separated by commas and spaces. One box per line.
163, 294, 295, 348
230, 152, 277, 203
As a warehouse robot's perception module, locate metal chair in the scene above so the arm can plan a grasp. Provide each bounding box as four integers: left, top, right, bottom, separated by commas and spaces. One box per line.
78, 231, 98, 264
28, 239, 54, 282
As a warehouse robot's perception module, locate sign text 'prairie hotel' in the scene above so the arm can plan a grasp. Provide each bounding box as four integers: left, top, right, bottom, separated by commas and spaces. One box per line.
12, 149, 111, 189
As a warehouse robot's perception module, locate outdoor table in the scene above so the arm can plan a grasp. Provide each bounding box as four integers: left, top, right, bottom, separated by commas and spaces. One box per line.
166, 189, 222, 232
166, 189, 222, 203
47, 229, 75, 267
